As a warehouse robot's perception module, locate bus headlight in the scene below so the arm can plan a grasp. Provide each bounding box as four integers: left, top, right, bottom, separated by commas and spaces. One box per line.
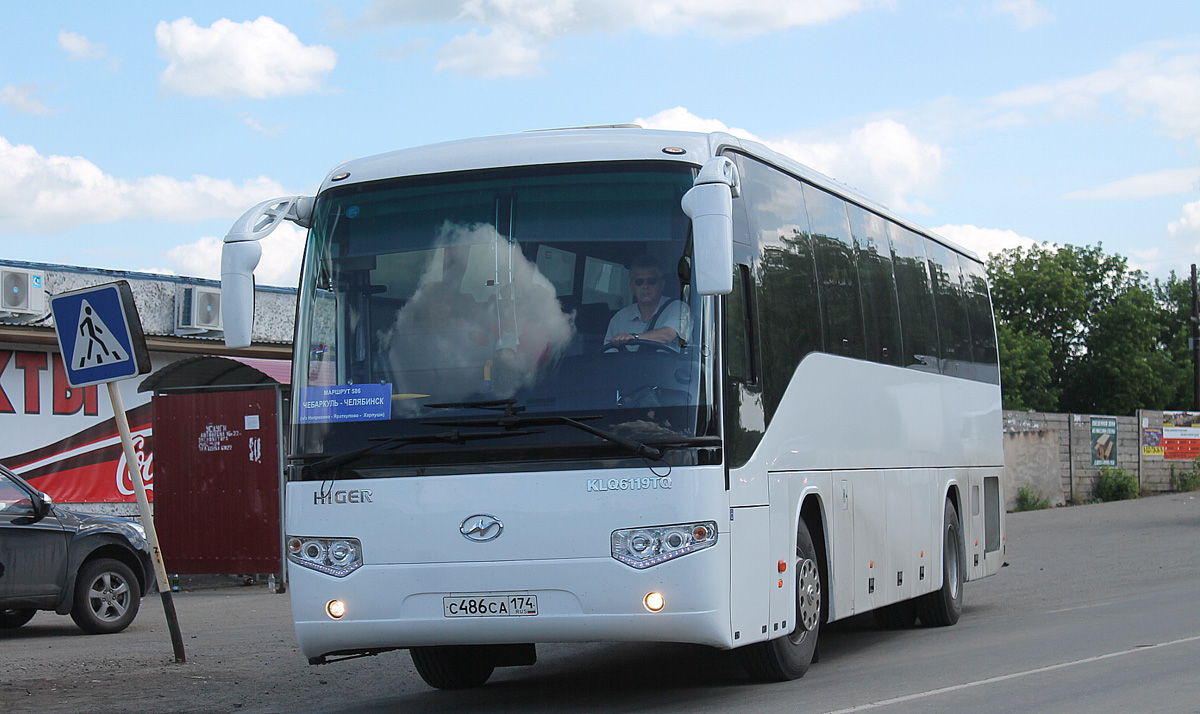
611, 521, 717, 569
287, 536, 363, 577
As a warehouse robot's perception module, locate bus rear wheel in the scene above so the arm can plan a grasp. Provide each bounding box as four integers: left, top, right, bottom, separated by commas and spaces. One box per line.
410, 645, 495, 689
917, 499, 963, 627
740, 516, 823, 682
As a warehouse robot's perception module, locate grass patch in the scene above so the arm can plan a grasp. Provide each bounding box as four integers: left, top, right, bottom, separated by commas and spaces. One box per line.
1014, 486, 1052, 511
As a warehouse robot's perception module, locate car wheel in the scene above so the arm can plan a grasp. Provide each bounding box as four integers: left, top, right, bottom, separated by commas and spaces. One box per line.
0, 608, 37, 628
410, 646, 496, 689
740, 516, 823, 681
70, 558, 142, 634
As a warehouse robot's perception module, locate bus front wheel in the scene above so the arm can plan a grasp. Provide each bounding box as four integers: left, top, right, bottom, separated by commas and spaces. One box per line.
410, 645, 495, 689
740, 516, 823, 682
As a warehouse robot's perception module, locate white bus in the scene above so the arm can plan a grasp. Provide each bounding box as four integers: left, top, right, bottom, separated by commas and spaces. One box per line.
221, 127, 1005, 689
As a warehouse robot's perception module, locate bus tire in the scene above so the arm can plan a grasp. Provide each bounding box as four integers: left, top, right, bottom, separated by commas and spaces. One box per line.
917, 500, 963, 627
410, 645, 495, 689
740, 516, 823, 682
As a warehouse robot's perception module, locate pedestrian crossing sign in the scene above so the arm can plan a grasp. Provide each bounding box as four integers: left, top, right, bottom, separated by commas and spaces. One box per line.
50, 281, 151, 388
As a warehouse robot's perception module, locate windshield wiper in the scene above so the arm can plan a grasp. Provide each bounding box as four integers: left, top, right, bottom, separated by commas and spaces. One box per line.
424, 399, 712, 461
306, 428, 542, 478
426, 413, 666, 460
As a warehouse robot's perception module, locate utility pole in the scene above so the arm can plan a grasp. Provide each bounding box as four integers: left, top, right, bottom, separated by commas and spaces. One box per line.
1192, 264, 1199, 411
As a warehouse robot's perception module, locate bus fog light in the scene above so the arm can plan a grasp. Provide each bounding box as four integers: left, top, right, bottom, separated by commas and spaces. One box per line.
611, 521, 717, 569
644, 592, 665, 612
326, 600, 346, 619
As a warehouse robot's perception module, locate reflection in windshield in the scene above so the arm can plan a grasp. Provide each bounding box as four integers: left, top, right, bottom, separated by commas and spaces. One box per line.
376, 220, 576, 413
292, 163, 716, 469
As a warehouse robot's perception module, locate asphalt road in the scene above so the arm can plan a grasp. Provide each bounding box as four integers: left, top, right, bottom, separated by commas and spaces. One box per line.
2, 492, 1198, 714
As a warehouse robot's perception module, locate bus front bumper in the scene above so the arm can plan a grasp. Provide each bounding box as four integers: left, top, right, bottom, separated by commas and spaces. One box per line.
289, 544, 734, 660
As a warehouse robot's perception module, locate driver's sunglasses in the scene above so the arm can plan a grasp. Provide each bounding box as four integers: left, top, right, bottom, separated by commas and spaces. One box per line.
633, 277, 660, 286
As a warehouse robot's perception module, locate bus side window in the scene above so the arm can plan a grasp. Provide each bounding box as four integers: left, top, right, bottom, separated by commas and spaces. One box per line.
847, 204, 902, 367
802, 183, 866, 360
888, 224, 940, 372
726, 264, 755, 383
958, 255, 1001, 384
925, 239, 972, 376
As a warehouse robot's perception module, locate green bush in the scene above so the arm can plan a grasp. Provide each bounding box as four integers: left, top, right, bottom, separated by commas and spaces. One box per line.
1095, 466, 1138, 502
1014, 486, 1052, 511
1172, 459, 1200, 492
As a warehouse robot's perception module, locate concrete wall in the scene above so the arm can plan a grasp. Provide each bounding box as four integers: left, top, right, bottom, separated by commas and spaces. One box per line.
1003, 409, 1196, 507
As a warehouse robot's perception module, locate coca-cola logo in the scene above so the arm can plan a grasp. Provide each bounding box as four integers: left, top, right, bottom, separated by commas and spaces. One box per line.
116, 432, 154, 496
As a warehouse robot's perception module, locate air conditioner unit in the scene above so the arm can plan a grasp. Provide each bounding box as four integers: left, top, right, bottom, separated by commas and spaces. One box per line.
0, 268, 47, 317
176, 286, 223, 333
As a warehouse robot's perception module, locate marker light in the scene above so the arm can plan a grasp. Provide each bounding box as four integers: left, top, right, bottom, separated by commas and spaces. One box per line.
611, 521, 718, 569
326, 600, 346, 619
644, 592, 666, 612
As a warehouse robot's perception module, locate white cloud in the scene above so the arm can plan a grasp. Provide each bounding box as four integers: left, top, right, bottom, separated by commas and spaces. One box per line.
931, 224, 1041, 259
243, 115, 285, 137
987, 38, 1200, 143
636, 106, 758, 136
778, 120, 943, 213
637, 107, 942, 213
994, 0, 1053, 29
362, 0, 891, 77
0, 136, 288, 235
1062, 168, 1200, 201
157, 16, 336, 98
163, 222, 304, 287
435, 27, 544, 78
1168, 199, 1200, 239
58, 31, 107, 60
1, 83, 53, 115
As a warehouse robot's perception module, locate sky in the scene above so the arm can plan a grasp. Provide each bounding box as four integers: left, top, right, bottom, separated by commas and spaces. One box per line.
2, 1, 1199, 287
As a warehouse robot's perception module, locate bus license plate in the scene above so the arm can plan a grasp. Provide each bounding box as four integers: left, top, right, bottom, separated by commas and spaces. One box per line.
443, 594, 538, 618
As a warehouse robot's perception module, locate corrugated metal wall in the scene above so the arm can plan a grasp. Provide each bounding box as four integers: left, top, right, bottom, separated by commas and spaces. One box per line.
153, 388, 281, 575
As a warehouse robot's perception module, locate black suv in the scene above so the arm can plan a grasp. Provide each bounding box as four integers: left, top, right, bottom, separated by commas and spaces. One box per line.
0, 465, 154, 634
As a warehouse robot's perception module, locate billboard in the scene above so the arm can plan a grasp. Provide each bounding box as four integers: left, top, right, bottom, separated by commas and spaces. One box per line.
0, 344, 166, 502
1163, 411, 1200, 461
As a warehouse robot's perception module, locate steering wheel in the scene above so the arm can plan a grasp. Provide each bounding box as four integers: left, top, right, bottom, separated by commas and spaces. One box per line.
599, 338, 677, 354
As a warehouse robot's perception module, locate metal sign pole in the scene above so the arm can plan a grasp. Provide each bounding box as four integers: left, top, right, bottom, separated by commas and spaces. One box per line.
50, 281, 184, 664
108, 383, 186, 663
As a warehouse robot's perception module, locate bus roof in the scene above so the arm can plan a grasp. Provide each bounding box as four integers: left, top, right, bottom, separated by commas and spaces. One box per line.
323, 127, 980, 263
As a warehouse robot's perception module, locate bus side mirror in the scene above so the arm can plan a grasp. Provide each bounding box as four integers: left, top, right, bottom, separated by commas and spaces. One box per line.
683, 157, 738, 296
221, 196, 313, 349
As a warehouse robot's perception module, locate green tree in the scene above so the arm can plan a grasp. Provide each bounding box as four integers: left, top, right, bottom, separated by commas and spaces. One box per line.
995, 321, 1057, 410
1064, 284, 1173, 414
988, 243, 1187, 415
1153, 272, 1197, 408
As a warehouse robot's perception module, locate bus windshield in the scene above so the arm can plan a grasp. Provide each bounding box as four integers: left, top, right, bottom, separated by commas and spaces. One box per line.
292, 162, 717, 474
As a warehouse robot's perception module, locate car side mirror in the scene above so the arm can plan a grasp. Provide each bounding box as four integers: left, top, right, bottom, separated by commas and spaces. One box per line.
682, 157, 739, 296
33, 491, 53, 519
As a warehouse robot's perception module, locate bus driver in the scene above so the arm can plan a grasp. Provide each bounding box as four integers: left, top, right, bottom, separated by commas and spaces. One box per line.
604, 256, 690, 350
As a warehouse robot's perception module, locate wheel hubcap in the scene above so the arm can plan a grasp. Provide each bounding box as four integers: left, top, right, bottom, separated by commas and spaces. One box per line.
792, 556, 821, 641
89, 572, 130, 622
